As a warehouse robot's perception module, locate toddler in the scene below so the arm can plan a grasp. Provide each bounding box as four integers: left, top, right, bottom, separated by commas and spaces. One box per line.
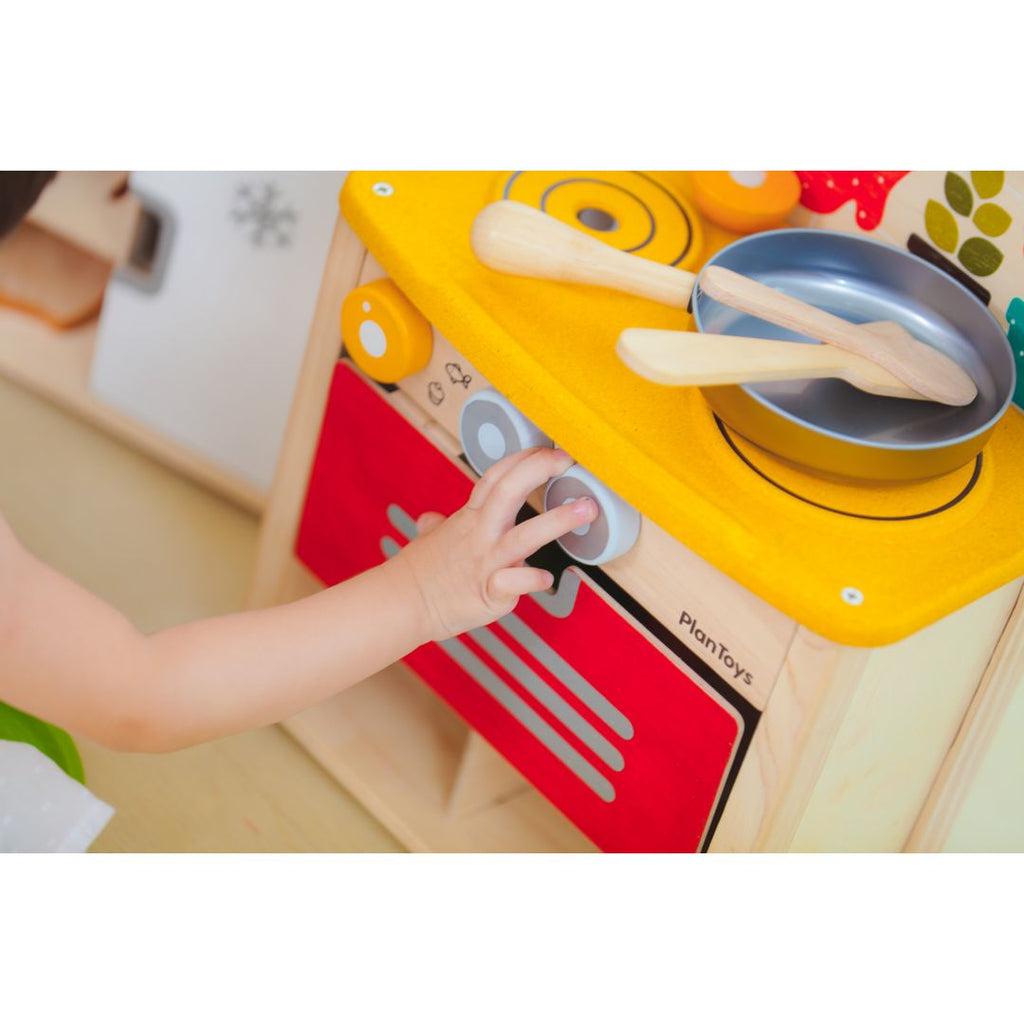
0, 171, 597, 754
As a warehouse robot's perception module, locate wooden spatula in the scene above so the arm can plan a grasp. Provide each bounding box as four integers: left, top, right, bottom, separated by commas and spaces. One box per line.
616, 327, 931, 400
471, 200, 978, 407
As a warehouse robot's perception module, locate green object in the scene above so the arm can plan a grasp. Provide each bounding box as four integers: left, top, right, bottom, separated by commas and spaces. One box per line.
973, 202, 1011, 238
0, 702, 85, 784
945, 172, 974, 216
926, 199, 959, 252
958, 236, 1004, 277
971, 171, 1004, 199
1008, 298, 1024, 411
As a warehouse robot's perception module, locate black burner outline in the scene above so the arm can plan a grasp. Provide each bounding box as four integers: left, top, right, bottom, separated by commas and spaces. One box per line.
539, 179, 656, 252
502, 171, 696, 266
714, 416, 983, 521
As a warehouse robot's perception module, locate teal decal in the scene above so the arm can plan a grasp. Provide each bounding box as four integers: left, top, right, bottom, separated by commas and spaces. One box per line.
1008, 298, 1024, 410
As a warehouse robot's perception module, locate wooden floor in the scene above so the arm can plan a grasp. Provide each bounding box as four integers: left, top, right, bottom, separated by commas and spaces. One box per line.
79, 728, 402, 853
0, 372, 403, 852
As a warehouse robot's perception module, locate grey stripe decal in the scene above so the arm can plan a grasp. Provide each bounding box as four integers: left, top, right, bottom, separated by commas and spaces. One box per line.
496, 614, 635, 741
380, 535, 615, 801
529, 570, 580, 618
468, 626, 624, 772
381, 537, 403, 559
384, 503, 634, 741
438, 636, 615, 802
387, 503, 419, 540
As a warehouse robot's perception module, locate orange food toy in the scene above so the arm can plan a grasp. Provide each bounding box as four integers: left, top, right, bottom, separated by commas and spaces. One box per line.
691, 171, 801, 235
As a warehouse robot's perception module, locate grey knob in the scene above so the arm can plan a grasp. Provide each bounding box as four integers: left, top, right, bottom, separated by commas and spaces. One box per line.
459, 387, 552, 475
545, 463, 641, 566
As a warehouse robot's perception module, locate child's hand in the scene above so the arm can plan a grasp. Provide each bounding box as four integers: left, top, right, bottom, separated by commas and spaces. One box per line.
393, 447, 598, 640
0, 448, 594, 753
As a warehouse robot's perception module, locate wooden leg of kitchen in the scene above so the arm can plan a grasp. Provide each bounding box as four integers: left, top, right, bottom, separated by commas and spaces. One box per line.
710, 630, 870, 852
446, 731, 530, 817
247, 215, 367, 610
904, 584, 1024, 851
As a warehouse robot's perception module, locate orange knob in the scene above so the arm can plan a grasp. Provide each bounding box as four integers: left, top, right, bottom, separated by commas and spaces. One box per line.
341, 278, 433, 383
691, 172, 802, 235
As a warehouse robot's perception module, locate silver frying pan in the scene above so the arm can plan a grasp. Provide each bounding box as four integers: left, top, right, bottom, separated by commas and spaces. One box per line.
692, 228, 1015, 481
472, 201, 1016, 483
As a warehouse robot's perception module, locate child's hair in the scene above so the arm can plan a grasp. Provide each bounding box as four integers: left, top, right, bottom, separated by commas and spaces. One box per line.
0, 171, 57, 239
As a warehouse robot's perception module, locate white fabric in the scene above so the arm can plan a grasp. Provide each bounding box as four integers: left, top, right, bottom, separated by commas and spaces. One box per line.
0, 740, 114, 853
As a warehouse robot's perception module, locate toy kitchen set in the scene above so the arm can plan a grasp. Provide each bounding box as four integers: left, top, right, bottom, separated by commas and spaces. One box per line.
248, 171, 1024, 853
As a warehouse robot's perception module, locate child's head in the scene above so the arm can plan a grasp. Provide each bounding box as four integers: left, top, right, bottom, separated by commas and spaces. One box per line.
0, 171, 57, 239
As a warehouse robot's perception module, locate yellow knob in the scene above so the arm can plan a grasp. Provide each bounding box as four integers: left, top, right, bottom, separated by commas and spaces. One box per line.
341, 278, 433, 383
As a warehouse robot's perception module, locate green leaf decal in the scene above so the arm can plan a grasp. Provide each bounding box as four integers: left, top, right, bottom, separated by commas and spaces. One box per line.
944, 172, 973, 216
959, 237, 1004, 277
971, 171, 1004, 198
926, 199, 958, 252
973, 202, 1011, 237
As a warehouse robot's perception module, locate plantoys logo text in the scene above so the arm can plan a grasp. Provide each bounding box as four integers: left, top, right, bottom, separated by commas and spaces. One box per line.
679, 611, 753, 687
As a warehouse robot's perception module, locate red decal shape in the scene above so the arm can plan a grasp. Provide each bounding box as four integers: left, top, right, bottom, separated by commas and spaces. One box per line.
796, 171, 909, 230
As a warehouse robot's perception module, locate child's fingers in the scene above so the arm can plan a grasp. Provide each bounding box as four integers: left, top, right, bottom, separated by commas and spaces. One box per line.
478, 448, 574, 529
487, 565, 555, 602
466, 445, 551, 510
499, 497, 597, 565
415, 511, 446, 537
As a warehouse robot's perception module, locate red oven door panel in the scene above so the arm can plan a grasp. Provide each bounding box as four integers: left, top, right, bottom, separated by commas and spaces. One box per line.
296, 360, 743, 852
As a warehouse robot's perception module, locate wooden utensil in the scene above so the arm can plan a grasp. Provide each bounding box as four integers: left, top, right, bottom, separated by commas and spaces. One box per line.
616, 327, 930, 400
698, 266, 977, 406
471, 199, 694, 306
471, 200, 978, 407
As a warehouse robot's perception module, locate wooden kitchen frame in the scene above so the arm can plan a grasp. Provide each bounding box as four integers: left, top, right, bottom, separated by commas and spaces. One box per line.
246, 210, 1024, 853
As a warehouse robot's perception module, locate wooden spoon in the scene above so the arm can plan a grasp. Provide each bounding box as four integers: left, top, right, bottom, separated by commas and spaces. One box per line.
471, 200, 978, 407
472, 198, 694, 305
616, 327, 931, 400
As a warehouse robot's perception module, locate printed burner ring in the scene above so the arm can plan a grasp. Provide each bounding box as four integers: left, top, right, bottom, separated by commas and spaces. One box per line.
714, 416, 983, 522
500, 171, 703, 269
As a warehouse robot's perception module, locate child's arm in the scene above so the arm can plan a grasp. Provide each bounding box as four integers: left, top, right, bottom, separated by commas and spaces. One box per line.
0, 446, 595, 753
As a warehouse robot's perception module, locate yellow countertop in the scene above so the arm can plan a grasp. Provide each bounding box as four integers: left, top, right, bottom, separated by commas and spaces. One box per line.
340, 171, 1024, 646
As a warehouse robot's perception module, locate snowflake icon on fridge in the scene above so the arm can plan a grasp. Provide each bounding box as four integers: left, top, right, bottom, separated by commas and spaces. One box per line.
230, 182, 297, 247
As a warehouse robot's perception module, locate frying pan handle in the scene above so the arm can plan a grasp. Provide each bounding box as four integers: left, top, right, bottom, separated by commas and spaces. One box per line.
471, 200, 696, 308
